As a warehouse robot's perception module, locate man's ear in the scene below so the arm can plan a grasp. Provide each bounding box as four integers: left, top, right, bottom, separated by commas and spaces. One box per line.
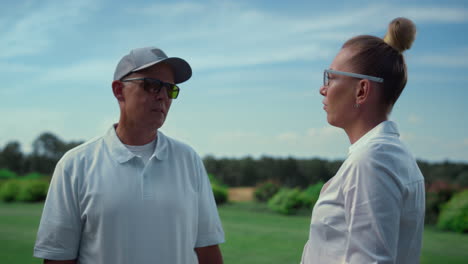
355, 79, 371, 105
112, 80, 125, 102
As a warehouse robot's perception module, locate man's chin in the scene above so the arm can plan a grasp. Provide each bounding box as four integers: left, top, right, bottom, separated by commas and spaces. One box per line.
151, 119, 166, 131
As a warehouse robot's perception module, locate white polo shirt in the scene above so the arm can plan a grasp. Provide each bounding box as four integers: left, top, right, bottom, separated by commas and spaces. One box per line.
301, 121, 425, 264
34, 126, 225, 264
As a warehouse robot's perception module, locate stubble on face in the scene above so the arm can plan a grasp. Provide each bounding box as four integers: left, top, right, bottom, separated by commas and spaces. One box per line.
120, 63, 175, 132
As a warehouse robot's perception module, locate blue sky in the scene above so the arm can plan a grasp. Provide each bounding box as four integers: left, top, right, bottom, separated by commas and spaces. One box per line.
1, 0, 467, 162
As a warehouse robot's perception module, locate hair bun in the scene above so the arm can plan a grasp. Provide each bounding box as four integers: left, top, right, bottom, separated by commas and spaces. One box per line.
383, 17, 416, 52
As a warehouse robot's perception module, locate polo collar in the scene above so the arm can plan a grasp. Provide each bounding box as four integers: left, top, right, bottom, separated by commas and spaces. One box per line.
348, 120, 400, 156
153, 130, 168, 161
104, 125, 168, 164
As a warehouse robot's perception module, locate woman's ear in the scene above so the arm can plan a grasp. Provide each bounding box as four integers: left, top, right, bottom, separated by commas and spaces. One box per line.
355, 79, 371, 105
112, 80, 125, 102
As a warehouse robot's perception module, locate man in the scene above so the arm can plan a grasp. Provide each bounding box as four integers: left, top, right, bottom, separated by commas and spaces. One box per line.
34, 47, 225, 264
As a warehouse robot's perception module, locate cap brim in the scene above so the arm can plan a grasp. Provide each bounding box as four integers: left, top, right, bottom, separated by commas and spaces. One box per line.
133, 57, 192, 84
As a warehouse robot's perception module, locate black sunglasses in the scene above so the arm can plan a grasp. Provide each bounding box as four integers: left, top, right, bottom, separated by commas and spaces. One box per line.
121, 77, 180, 99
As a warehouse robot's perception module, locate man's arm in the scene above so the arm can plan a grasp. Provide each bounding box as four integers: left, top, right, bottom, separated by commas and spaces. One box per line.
44, 260, 77, 264
195, 245, 223, 264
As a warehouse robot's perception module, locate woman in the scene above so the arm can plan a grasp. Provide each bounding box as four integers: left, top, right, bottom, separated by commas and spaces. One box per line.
301, 18, 425, 264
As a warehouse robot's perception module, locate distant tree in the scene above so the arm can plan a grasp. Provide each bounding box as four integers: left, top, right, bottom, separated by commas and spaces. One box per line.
33, 132, 65, 160
326, 159, 344, 177
203, 155, 218, 178
455, 171, 468, 188
0, 141, 24, 174
297, 158, 331, 185
27, 132, 83, 174
279, 157, 303, 187
239, 156, 258, 186
257, 156, 279, 183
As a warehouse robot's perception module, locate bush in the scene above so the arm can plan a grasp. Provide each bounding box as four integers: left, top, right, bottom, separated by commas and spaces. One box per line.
299, 181, 324, 209
425, 180, 460, 225
437, 190, 468, 233
212, 184, 228, 205
0, 180, 21, 202
0, 169, 17, 180
425, 191, 442, 225
208, 173, 223, 186
16, 180, 49, 202
254, 181, 280, 202
208, 173, 228, 205
23, 172, 47, 180
268, 188, 303, 215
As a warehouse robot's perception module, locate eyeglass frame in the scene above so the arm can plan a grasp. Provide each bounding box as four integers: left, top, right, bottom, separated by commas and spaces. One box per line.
121, 77, 180, 99
323, 69, 384, 87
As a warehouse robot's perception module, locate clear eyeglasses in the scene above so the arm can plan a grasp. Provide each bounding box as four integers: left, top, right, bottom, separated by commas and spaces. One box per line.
323, 69, 384, 87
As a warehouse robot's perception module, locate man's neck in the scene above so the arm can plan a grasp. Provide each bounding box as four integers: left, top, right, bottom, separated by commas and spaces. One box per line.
115, 122, 157, 146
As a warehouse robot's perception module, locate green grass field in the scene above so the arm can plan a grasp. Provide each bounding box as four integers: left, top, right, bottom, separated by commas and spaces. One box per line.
1, 202, 467, 263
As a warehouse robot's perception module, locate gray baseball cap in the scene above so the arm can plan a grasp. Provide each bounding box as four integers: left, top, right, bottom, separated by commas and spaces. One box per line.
113, 47, 192, 84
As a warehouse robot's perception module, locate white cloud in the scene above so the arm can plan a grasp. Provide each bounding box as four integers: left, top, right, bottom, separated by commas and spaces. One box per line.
277, 132, 299, 142
0, 0, 100, 58
0, 109, 68, 152
401, 7, 468, 23
412, 49, 468, 68
116, 3, 468, 72
39, 59, 115, 82
319, 126, 343, 137
127, 2, 205, 16
408, 114, 422, 124
0, 107, 118, 153
410, 72, 468, 82
400, 132, 415, 142
0, 62, 40, 73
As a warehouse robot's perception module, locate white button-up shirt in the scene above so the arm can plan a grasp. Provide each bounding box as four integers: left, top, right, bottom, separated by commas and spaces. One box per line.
34, 126, 224, 264
301, 121, 425, 264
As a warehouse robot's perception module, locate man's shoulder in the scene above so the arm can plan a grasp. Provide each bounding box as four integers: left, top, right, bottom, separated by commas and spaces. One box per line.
59, 135, 106, 163
160, 131, 198, 156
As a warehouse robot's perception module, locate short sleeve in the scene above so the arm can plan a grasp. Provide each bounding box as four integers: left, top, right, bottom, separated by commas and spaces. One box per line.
33, 158, 82, 260
342, 155, 403, 264
194, 155, 225, 248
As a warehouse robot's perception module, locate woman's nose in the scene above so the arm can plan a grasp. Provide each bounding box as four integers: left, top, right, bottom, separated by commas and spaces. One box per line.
319, 85, 327, 96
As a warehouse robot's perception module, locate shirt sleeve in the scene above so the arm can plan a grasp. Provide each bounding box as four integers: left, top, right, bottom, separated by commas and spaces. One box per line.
194, 155, 225, 248
342, 155, 403, 264
33, 158, 82, 260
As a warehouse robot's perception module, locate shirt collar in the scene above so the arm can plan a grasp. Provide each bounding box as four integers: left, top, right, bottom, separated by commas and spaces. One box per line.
153, 130, 168, 161
348, 120, 400, 156
104, 125, 168, 164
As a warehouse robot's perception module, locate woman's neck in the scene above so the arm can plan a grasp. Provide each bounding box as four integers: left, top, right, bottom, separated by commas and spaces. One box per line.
345, 115, 387, 144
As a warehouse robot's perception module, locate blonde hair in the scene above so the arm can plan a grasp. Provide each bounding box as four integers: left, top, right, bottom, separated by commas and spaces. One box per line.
383, 17, 417, 53
342, 17, 417, 111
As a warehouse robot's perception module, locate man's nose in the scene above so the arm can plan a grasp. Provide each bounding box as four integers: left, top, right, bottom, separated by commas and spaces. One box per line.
154, 86, 169, 100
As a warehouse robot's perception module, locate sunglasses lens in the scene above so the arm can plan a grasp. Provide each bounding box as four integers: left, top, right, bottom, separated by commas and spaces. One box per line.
144, 79, 162, 92
142, 78, 179, 99
168, 86, 179, 99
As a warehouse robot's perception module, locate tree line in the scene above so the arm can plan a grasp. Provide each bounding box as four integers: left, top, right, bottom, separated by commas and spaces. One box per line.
0, 133, 83, 176
204, 155, 468, 188
1, 132, 467, 189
